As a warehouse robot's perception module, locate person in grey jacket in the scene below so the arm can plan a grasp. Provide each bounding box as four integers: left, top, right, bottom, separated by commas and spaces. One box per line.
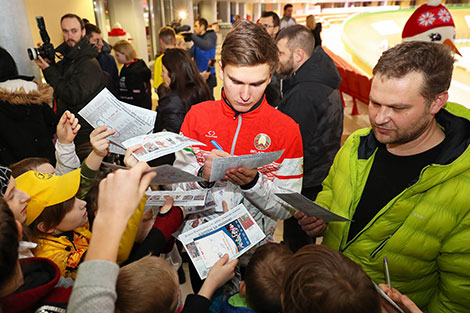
276, 25, 343, 252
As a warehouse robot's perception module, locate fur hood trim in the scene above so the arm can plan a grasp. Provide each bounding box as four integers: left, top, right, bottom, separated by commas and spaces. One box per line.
0, 80, 53, 105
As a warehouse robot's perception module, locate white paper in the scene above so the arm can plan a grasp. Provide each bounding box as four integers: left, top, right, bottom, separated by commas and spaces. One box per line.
209, 150, 284, 182
78, 88, 155, 147
122, 132, 206, 162
275, 193, 351, 222
373, 282, 405, 313
147, 164, 205, 185
101, 162, 204, 185
145, 190, 207, 207
178, 204, 265, 279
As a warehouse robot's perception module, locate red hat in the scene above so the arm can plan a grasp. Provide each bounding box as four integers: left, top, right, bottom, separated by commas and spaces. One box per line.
402, 2, 455, 39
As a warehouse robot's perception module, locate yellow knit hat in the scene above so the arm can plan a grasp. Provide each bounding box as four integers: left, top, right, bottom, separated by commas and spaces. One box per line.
16, 169, 81, 226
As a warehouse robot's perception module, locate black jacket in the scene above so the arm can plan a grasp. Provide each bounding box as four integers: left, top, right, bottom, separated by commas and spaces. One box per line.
43, 37, 104, 146
0, 80, 56, 166
118, 59, 152, 110
155, 91, 186, 134
279, 46, 343, 189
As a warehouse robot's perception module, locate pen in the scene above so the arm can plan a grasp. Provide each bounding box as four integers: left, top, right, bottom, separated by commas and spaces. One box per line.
210, 140, 224, 151
384, 257, 391, 289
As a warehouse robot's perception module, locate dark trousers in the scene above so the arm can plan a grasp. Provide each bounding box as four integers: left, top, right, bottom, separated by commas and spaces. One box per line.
283, 185, 323, 253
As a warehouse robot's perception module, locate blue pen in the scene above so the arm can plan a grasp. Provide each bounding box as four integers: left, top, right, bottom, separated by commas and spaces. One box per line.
210, 140, 224, 151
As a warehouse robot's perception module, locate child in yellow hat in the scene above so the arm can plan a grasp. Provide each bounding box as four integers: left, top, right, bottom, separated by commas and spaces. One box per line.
15, 125, 114, 278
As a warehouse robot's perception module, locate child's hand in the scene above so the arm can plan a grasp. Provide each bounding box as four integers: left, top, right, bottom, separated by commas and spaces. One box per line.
98, 162, 156, 223
159, 197, 186, 218
90, 126, 115, 158
379, 284, 423, 313
57, 111, 81, 144
124, 144, 142, 168
198, 254, 238, 299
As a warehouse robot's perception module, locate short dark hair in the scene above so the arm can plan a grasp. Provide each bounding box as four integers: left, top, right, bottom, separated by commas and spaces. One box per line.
60, 13, 85, 30
276, 24, 314, 57
221, 20, 279, 73
245, 243, 292, 313
373, 41, 455, 103
282, 244, 381, 313
0, 46, 18, 83
284, 4, 293, 11
158, 26, 176, 46
30, 197, 75, 238
196, 18, 208, 30
85, 23, 101, 39
0, 198, 19, 290
261, 11, 280, 28
9, 157, 50, 178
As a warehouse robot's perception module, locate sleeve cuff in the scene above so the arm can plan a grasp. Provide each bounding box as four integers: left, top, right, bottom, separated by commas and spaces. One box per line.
240, 172, 259, 190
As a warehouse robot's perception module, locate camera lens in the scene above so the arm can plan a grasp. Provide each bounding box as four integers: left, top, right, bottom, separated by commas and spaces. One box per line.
27, 48, 39, 60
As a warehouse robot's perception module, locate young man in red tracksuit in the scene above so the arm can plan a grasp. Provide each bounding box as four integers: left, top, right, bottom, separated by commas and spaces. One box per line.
174, 22, 303, 291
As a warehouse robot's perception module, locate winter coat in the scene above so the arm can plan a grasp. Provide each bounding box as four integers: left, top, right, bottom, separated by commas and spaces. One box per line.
279, 46, 343, 189
118, 59, 152, 110
155, 91, 187, 134
42, 37, 104, 146
311, 22, 322, 47
318, 102, 470, 313
0, 79, 56, 165
190, 30, 217, 74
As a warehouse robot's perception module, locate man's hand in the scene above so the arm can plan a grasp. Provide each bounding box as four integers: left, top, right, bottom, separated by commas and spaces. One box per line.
57, 111, 81, 144
90, 126, 115, 158
202, 149, 232, 181
198, 254, 238, 300
294, 210, 327, 237
34, 55, 50, 70
379, 284, 423, 313
225, 168, 258, 186
124, 144, 142, 169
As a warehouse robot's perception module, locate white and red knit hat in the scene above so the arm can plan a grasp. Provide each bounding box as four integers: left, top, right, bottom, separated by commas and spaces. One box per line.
402, 0, 460, 55
402, 2, 454, 39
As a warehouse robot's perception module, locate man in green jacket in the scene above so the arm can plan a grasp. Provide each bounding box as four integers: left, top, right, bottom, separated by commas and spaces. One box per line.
34, 13, 104, 146
295, 41, 470, 313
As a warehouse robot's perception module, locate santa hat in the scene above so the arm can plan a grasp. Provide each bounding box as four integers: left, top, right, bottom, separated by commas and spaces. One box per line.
402, 0, 455, 40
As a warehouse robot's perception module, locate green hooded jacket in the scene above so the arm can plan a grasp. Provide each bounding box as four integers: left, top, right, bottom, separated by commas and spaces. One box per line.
317, 102, 470, 313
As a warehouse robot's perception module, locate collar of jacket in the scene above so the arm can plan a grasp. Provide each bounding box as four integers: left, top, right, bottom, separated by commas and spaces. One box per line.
357, 107, 470, 165
282, 46, 341, 93
55, 36, 98, 60
221, 88, 264, 118
1, 257, 61, 312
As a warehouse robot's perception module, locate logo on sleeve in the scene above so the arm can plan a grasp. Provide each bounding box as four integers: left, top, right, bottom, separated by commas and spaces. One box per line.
254, 133, 271, 151
205, 130, 217, 138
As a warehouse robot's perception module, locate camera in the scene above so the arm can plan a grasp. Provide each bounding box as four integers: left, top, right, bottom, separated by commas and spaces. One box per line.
27, 16, 55, 62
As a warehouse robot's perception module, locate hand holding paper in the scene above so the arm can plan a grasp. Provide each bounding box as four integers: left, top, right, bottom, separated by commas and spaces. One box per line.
294, 211, 327, 237
199, 254, 238, 300
202, 149, 232, 181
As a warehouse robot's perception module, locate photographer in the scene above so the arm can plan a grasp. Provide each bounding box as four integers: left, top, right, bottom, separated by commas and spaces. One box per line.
185, 18, 217, 98
33, 14, 104, 146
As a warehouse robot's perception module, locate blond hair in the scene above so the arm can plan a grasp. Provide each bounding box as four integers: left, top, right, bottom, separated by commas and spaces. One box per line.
116, 256, 179, 313
113, 40, 137, 62
306, 15, 316, 30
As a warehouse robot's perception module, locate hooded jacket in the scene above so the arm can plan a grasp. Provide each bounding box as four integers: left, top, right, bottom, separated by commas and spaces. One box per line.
118, 59, 152, 110
318, 102, 470, 312
1, 257, 71, 313
190, 30, 217, 75
42, 37, 104, 146
279, 46, 343, 189
0, 79, 56, 165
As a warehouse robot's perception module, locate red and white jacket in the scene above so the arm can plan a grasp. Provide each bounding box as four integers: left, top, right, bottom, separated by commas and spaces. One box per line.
174, 94, 303, 242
